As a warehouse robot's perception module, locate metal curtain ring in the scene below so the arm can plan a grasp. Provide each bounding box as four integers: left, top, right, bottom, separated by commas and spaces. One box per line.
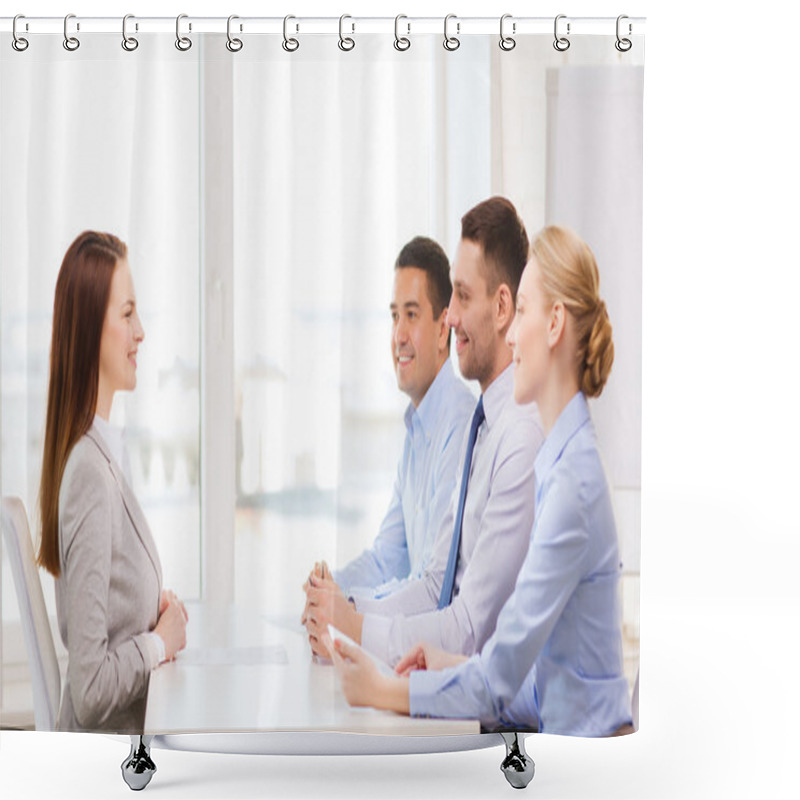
553, 14, 570, 52
499, 13, 515, 51
63, 14, 80, 51
226, 15, 243, 52
282, 15, 299, 52
615, 15, 632, 52
12, 14, 29, 51
122, 14, 139, 51
443, 14, 460, 51
176, 14, 192, 51
394, 14, 410, 51
338, 14, 355, 51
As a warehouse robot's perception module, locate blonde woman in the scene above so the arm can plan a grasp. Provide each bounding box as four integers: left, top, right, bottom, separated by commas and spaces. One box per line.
38, 231, 187, 733
331, 226, 632, 737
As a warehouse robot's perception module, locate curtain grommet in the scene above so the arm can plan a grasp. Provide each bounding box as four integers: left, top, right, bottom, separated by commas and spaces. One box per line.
282, 15, 299, 52
12, 14, 29, 51
338, 14, 355, 52
63, 14, 80, 51
226, 15, 243, 52
553, 14, 570, 52
121, 14, 139, 52
615, 15, 632, 52
443, 14, 460, 52
176, 14, 192, 51
499, 14, 516, 51
394, 15, 411, 51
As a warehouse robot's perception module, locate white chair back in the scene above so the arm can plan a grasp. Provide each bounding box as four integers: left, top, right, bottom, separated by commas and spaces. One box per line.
1, 497, 61, 731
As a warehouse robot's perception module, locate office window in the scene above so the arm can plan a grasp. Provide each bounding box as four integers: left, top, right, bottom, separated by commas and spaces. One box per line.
225, 37, 491, 615
0, 38, 202, 711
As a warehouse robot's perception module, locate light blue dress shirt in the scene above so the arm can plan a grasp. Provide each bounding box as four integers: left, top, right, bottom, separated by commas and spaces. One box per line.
409, 392, 632, 737
358, 364, 543, 666
334, 358, 474, 599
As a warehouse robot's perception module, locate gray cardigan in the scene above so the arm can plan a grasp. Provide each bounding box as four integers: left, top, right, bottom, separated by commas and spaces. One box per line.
55, 425, 162, 733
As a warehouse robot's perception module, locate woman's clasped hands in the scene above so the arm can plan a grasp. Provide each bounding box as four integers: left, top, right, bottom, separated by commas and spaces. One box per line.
154, 588, 188, 662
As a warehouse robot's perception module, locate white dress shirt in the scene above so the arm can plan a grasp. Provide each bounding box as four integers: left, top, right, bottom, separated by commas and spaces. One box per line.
357, 364, 544, 666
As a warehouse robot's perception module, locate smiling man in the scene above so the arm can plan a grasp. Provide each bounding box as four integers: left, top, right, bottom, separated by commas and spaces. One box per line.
306, 198, 545, 667
302, 237, 474, 626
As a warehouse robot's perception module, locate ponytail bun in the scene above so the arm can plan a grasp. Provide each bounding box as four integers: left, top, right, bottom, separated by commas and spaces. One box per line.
580, 300, 614, 398
531, 226, 615, 398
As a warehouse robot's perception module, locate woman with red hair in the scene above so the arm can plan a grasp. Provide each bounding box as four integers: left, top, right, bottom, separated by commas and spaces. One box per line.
38, 231, 187, 733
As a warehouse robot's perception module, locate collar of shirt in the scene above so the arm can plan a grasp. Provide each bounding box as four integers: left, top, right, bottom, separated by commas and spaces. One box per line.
534, 391, 591, 500
480, 361, 515, 431
92, 415, 129, 481
403, 357, 459, 440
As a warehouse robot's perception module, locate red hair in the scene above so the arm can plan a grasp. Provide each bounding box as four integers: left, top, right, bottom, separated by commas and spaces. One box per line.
37, 231, 127, 576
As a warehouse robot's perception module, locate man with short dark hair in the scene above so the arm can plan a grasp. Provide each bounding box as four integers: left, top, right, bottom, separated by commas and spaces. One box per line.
301, 236, 474, 615
306, 197, 544, 666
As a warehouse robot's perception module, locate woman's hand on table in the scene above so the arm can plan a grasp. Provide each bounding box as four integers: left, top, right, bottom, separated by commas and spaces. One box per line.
395, 642, 468, 677
329, 635, 410, 714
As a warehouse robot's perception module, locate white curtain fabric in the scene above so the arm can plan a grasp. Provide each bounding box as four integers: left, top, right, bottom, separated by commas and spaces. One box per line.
1, 36, 204, 621
545, 64, 644, 625
228, 35, 494, 611
491, 39, 644, 642
1, 30, 643, 682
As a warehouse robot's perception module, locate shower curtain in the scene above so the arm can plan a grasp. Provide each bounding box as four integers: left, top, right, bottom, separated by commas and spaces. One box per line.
0, 16, 643, 746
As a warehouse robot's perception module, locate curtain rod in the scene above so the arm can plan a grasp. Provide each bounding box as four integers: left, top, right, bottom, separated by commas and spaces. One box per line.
2, 16, 646, 37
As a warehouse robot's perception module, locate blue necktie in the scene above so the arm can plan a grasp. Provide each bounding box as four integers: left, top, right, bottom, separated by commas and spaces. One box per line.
438, 396, 485, 609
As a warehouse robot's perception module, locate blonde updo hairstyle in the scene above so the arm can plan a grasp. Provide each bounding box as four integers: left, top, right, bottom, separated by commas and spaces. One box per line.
530, 226, 614, 398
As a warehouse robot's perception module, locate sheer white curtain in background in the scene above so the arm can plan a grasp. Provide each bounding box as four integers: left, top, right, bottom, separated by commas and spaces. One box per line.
0, 36, 202, 710
0, 29, 643, 717
492, 37, 644, 651
228, 35, 492, 613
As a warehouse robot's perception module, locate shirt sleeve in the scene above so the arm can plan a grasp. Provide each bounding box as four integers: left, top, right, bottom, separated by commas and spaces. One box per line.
334, 447, 411, 596
357, 408, 469, 601
353, 423, 464, 620
59, 460, 153, 730
360, 420, 539, 666
355, 458, 455, 615
142, 632, 166, 669
410, 470, 589, 725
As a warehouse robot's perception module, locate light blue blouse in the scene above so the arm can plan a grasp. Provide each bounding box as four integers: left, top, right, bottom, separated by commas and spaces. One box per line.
409, 391, 632, 737
335, 358, 474, 599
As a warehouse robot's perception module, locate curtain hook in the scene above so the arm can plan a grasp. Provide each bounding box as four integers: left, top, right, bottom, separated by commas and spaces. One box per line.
63, 14, 80, 51
226, 15, 243, 52
615, 15, 632, 52
553, 14, 570, 52
394, 14, 410, 51
443, 13, 460, 51
12, 14, 29, 52
122, 14, 139, 51
499, 14, 516, 51
282, 15, 299, 52
176, 13, 192, 51
338, 14, 355, 51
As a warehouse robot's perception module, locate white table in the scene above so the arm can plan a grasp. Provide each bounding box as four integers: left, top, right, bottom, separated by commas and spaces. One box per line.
144, 602, 481, 741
